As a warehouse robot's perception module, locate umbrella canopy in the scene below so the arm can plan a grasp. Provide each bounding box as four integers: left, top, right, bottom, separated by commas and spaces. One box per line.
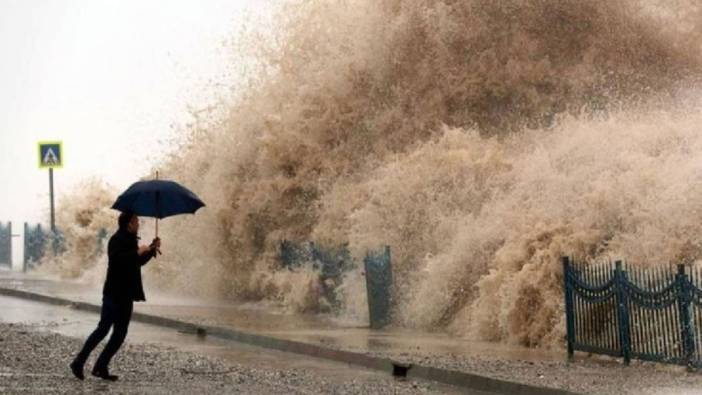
111, 180, 205, 219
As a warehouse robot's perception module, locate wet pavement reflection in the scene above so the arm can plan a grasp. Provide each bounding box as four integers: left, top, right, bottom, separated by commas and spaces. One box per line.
0, 270, 565, 364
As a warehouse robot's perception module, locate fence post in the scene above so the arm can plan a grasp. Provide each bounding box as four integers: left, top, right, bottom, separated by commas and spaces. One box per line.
23, 223, 28, 272
615, 261, 631, 365
676, 264, 695, 367
7, 221, 12, 268
562, 256, 575, 359
0, 221, 9, 268
364, 246, 392, 329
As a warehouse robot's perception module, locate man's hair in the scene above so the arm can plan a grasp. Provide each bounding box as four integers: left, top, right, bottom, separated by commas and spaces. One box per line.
118, 211, 136, 229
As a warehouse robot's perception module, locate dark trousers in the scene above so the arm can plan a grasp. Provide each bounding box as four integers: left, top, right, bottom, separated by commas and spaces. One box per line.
74, 296, 133, 371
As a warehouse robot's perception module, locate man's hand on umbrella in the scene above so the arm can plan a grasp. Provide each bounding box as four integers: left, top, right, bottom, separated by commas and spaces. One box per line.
137, 238, 161, 257
150, 237, 162, 257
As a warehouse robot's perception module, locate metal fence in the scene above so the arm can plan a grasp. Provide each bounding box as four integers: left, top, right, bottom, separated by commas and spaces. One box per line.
23, 223, 48, 271
280, 240, 393, 328
364, 246, 393, 329
22, 225, 109, 272
280, 240, 355, 278
0, 221, 11, 267
563, 256, 702, 367
280, 240, 357, 311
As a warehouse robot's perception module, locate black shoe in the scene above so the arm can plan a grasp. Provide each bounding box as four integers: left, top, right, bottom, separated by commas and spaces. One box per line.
91, 368, 118, 381
69, 360, 84, 380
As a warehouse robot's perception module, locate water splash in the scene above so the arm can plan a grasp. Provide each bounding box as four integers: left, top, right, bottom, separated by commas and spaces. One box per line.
38, 178, 115, 280
53, 0, 702, 348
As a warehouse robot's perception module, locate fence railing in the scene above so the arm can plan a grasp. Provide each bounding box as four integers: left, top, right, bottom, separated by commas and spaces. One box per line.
23, 223, 48, 270
364, 246, 392, 329
0, 222, 11, 267
563, 256, 702, 368
280, 240, 392, 328
23, 224, 108, 271
280, 240, 355, 278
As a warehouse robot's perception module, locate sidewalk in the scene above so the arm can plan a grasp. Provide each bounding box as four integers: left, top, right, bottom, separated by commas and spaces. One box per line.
0, 298, 465, 395
2, 270, 701, 394
0, 270, 563, 364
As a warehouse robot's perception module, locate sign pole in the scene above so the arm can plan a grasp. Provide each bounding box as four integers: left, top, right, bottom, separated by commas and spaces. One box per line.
49, 167, 55, 232
38, 141, 62, 233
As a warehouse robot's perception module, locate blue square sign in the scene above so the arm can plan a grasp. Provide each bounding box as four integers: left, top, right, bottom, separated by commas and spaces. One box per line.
38, 141, 63, 168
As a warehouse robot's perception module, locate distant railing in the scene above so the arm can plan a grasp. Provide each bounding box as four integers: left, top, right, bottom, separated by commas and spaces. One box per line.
280, 240, 392, 328
23, 224, 107, 271
0, 221, 11, 267
23, 223, 48, 270
563, 257, 702, 368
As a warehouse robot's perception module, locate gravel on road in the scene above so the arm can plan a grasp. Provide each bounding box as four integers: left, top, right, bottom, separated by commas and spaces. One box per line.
0, 322, 464, 395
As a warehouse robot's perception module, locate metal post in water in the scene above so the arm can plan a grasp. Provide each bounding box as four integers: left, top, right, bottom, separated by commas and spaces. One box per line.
615, 260, 631, 365
365, 246, 392, 329
676, 264, 694, 368
562, 256, 575, 359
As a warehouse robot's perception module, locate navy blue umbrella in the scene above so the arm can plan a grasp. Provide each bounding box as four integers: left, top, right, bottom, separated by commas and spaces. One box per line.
111, 178, 205, 236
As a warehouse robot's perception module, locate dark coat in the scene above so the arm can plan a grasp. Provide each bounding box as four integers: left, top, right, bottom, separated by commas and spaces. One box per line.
102, 228, 154, 302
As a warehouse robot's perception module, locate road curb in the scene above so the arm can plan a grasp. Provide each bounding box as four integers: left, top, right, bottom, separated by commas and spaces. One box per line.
0, 286, 581, 395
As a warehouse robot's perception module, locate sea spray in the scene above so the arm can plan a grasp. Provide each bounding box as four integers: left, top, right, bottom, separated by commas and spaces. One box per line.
49, 0, 702, 348
38, 178, 115, 280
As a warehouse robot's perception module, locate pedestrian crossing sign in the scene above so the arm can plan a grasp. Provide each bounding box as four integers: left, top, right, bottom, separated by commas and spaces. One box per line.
38, 141, 63, 169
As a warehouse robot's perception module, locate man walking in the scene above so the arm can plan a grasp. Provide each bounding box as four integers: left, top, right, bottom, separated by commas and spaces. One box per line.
70, 211, 161, 381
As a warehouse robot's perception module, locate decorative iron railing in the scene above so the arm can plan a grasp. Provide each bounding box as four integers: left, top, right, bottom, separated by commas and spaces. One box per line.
563, 256, 702, 367
280, 240, 355, 279
280, 240, 392, 328
279, 240, 355, 310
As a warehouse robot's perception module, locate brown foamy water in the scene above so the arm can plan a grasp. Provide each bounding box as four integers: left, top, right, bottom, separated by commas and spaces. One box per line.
44, 0, 702, 349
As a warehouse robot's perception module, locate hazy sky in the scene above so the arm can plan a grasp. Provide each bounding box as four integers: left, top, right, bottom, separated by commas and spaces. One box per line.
0, 0, 269, 228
